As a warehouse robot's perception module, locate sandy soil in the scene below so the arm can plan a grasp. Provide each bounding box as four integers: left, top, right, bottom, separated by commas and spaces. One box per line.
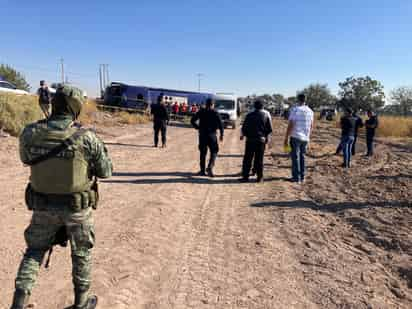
0, 119, 411, 309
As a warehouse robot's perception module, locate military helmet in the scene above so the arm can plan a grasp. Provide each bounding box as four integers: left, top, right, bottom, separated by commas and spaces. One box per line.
53, 84, 86, 119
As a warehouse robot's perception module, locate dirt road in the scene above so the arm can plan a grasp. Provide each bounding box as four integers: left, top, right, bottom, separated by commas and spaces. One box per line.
0, 120, 411, 308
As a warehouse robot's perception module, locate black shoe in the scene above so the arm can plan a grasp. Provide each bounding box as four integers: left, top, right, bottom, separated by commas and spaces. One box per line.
74, 295, 98, 309
154, 144, 158, 148
238, 178, 249, 183
206, 167, 214, 177
197, 171, 206, 176
287, 178, 300, 183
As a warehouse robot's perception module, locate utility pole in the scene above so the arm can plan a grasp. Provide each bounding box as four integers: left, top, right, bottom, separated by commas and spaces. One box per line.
105, 64, 110, 85
99, 65, 103, 97
197, 73, 204, 92
60, 58, 65, 83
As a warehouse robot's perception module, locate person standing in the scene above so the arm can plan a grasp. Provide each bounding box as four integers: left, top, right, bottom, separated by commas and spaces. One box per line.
283, 94, 314, 183
10, 84, 112, 309
191, 98, 224, 177
239, 100, 273, 183
365, 110, 379, 156
340, 108, 357, 168
37, 80, 51, 118
151, 94, 170, 148
336, 110, 363, 155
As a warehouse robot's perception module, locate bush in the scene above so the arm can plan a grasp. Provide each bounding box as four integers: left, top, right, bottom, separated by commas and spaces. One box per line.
0, 93, 43, 136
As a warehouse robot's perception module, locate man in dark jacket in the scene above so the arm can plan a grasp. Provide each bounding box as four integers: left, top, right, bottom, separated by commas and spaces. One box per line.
365, 110, 379, 156
340, 108, 357, 168
191, 98, 224, 177
240, 100, 273, 182
151, 94, 170, 148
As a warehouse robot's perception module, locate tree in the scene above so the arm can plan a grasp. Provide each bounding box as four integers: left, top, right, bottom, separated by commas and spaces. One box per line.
299, 83, 336, 110
338, 76, 385, 111
0, 64, 30, 91
390, 86, 412, 115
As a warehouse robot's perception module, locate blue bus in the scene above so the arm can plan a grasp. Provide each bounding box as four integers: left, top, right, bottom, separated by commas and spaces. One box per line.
103, 82, 213, 110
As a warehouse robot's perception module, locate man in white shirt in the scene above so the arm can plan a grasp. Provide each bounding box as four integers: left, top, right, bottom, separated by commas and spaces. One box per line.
283, 94, 314, 183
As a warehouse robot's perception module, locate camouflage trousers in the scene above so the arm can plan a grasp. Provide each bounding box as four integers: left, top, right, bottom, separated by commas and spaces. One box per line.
15, 207, 95, 294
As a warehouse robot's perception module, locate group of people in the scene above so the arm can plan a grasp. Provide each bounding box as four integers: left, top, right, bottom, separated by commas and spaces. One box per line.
8, 85, 380, 309
336, 109, 379, 168
150, 94, 274, 181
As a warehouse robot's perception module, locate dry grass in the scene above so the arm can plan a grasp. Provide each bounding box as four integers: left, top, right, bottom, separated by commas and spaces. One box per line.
115, 111, 150, 125
0, 93, 43, 136
377, 116, 412, 138
78, 99, 99, 125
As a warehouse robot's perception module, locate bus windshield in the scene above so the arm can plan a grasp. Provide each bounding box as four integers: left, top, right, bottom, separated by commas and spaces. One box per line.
215, 100, 235, 110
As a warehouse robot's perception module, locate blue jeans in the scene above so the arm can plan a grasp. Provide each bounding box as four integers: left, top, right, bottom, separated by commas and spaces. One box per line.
342, 135, 355, 167
290, 137, 308, 181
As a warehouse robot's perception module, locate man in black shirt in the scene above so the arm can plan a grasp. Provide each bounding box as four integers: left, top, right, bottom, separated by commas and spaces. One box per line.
365, 110, 379, 156
335, 110, 363, 155
151, 94, 170, 148
240, 100, 273, 183
191, 98, 224, 177
340, 108, 357, 168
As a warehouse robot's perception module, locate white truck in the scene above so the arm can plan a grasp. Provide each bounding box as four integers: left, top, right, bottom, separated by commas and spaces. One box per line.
213, 93, 239, 129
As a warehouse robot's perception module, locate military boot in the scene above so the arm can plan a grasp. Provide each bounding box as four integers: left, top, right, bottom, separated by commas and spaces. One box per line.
10, 288, 29, 309
74, 289, 98, 309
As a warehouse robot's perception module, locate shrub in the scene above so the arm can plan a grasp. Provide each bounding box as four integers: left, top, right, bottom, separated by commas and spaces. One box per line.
0, 93, 43, 136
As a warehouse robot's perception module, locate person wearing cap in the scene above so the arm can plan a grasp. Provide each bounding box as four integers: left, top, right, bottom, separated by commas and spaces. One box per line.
37, 80, 51, 118
191, 98, 224, 177
340, 108, 357, 168
239, 100, 273, 183
10, 84, 112, 309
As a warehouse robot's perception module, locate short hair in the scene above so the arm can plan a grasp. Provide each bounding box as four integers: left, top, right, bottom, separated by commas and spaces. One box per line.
206, 98, 214, 107
345, 107, 353, 115
254, 100, 263, 110
40, 80, 45, 86
297, 93, 306, 103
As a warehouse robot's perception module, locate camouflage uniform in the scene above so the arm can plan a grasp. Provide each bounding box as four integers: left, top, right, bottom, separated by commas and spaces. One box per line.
11, 85, 112, 309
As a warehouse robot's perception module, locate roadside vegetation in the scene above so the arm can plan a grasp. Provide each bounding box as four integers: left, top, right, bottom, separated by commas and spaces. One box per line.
0, 93, 43, 136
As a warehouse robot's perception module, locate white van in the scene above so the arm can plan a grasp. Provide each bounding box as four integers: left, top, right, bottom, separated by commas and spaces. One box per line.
213, 93, 239, 129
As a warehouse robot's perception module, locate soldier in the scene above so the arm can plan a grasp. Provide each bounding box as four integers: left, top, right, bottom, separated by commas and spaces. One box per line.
150, 94, 170, 148
37, 80, 51, 118
191, 98, 224, 177
10, 84, 112, 309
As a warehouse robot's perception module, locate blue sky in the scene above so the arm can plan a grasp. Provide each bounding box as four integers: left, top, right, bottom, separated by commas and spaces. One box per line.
1, 0, 412, 98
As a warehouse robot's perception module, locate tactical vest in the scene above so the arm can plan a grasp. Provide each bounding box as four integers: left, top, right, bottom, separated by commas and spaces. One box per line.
28, 124, 92, 194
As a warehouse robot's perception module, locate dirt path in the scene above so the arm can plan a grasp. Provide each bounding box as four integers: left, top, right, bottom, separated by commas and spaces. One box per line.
0, 120, 411, 308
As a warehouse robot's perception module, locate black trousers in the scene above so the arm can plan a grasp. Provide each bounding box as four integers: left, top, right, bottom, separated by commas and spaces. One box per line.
199, 134, 219, 172
154, 121, 167, 146
366, 133, 375, 155
242, 140, 266, 179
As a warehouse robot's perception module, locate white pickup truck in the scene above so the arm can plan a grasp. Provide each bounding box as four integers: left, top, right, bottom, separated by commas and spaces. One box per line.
0, 80, 29, 95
